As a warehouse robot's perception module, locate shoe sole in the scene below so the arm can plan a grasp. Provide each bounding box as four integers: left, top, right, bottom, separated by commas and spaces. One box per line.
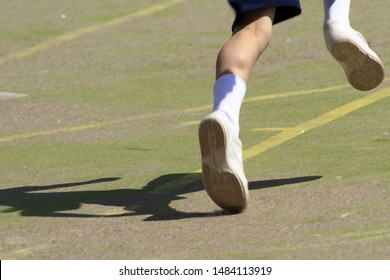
198, 117, 247, 213
331, 40, 385, 91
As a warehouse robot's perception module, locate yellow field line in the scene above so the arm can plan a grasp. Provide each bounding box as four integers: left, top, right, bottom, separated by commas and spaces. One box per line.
1, 85, 389, 144
245, 84, 350, 103
0, 121, 119, 143
0, 113, 163, 143
243, 88, 390, 160
177, 87, 390, 175
183, 84, 350, 113
158, 87, 390, 192
0, 84, 356, 144
0, 0, 185, 66
251, 127, 303, 132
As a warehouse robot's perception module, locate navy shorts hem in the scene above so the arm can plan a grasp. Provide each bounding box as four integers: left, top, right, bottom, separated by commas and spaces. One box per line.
228, 0, 301, 30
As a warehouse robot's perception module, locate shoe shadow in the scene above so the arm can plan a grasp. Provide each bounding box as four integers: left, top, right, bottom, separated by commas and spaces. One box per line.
0, 174, 322, 221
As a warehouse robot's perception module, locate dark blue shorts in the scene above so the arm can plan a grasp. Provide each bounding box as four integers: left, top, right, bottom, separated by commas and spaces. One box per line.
228, 0, 301, 30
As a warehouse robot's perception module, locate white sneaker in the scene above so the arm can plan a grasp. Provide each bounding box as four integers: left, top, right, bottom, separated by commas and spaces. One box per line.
198, 111, 249, 213
323, 21, 385, 91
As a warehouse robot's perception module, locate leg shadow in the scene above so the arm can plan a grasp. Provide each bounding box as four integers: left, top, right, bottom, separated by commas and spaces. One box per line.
0, 174, 322, 221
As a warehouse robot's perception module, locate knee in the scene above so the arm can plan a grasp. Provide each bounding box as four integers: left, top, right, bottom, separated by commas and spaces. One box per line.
233, 9, 275, 44
240, 19, 273, 46
252, 24, 273, 46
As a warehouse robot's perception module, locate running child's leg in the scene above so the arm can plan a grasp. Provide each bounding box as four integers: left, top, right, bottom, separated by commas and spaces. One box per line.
198, 9, 275, 213
214, 8, 275, 138
323, 0, 385, 91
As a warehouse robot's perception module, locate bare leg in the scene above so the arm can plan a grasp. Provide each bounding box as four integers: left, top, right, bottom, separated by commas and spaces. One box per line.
212, 8, 276, 136
198, 8, 276, 213
216, 8, 276, 83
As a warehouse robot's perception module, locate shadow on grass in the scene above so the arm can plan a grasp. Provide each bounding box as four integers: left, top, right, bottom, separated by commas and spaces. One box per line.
0, 174, 322, 221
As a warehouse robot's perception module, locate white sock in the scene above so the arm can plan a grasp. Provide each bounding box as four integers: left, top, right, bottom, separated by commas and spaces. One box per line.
213, 74, 246, 137
323, 0, 351, 26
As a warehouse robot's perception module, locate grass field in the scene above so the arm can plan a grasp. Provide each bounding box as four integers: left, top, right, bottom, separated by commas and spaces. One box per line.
0, 0, 389, 259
